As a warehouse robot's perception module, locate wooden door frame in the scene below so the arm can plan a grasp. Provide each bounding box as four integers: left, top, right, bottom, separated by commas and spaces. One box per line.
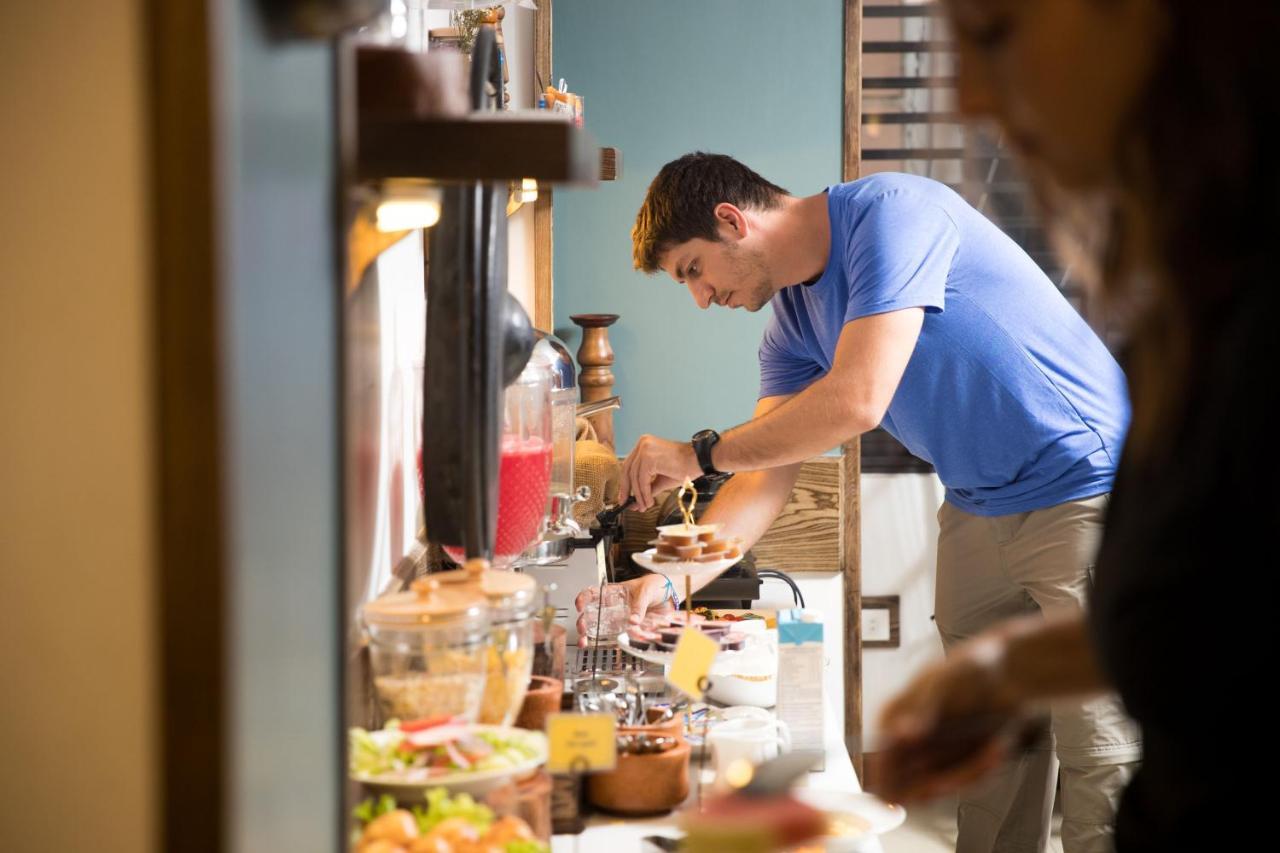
150, 2, 347, 849
338, 0, 871, 803
149, 2, 226, 848
842, 0, 865, 778
533, 0, 554, 331
533, 0, 866, 775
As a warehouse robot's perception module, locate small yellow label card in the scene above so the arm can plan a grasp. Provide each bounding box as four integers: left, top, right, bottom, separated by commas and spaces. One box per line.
668, 627, 719, 700
545, 712, 617, 774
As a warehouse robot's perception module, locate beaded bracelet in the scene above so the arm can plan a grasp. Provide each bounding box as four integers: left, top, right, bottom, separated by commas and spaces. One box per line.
662, 575, 680, 610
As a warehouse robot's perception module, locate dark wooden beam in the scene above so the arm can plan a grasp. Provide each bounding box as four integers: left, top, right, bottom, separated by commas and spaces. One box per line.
148, 0, 224, 848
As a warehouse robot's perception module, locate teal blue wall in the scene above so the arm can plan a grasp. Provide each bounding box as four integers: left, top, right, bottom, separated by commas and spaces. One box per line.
553, 0, 843, 452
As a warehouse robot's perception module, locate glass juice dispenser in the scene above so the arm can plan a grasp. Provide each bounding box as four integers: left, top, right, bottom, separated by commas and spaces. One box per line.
443, 353, 554, 569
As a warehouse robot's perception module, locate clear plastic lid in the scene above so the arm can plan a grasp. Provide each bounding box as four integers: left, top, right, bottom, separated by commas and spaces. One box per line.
361, 575, 488, 632
435, 561, 537, 624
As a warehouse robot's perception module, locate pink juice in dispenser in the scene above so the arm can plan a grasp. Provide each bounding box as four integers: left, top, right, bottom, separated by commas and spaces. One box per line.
443, 434, 552, 564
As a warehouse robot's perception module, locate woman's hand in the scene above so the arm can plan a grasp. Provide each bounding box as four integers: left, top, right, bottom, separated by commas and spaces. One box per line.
573, 573, 673, 638
874, 613, 1101, 803
873, 633, 1027, 803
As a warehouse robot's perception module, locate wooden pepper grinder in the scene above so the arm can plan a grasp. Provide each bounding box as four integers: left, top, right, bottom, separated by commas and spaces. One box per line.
570, 313, 619, 450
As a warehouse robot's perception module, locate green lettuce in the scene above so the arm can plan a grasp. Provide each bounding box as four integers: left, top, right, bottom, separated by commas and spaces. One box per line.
414, 787, 494, 834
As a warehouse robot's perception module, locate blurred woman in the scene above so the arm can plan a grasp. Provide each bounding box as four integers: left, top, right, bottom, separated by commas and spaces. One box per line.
876, 1, 1278, 851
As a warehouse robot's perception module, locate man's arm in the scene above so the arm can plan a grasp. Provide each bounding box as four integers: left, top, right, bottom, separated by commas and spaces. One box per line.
619, 307, 925, 509
690, 393, 802, 593
714, 307, 924, 472
580, 395, 800, 629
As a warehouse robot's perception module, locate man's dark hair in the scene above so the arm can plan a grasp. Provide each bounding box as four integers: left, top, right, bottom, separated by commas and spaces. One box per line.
631, 152, 788, 273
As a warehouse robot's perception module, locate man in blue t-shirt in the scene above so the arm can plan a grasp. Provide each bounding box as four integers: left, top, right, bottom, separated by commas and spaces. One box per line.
601, 153, 1140, 853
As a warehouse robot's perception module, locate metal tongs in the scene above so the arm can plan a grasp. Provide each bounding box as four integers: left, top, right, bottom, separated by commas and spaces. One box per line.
594, 494, 635, 533
576, 395, 621, 419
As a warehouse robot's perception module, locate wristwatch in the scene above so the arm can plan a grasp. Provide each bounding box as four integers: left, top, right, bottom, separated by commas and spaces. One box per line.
691, 428, 723, 477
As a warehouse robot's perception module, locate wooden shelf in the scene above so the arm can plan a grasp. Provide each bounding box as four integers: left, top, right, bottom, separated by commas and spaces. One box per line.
358, 112, 601, 186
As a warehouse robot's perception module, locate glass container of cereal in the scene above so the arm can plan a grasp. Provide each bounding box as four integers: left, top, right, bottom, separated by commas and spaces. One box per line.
439, 564, 538, 726
362, 574, 490, 724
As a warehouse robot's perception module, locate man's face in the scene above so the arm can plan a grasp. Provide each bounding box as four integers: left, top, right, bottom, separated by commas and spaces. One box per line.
661, 237, 776, 313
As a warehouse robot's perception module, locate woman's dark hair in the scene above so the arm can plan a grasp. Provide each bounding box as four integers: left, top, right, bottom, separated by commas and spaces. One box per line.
1082, 1, 1278, 460
632, 152, 788, 273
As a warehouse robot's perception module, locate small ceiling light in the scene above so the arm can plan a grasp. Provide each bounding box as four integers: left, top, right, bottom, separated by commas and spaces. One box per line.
375, 185, 443, 232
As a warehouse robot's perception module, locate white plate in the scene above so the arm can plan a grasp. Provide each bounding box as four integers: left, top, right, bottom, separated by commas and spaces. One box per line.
631, 547, 743, 579
616, 628, 759, 667
794, 789, 907, 846
351, 725, 548, 799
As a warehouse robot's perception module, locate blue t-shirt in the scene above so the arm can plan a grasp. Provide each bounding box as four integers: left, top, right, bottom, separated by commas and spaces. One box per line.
759, 174, 1129, 516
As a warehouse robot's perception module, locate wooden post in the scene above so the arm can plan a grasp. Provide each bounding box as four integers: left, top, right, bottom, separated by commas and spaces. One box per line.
533, 0, 554, 331
843, 0, 865, 781
570, 313, 618, 449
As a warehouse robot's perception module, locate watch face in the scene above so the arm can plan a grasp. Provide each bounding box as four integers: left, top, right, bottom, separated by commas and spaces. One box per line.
692, 430, 720, 475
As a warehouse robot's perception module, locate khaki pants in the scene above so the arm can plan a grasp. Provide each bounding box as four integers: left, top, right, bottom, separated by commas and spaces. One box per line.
935, 495, 1142, 853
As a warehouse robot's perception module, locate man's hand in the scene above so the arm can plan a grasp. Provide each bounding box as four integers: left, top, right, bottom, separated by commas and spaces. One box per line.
574, 573, 673, 637
617, 435, 702, 511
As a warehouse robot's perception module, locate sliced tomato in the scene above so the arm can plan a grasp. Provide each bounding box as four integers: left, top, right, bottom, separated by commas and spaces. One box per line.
399, 715, 455, 733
